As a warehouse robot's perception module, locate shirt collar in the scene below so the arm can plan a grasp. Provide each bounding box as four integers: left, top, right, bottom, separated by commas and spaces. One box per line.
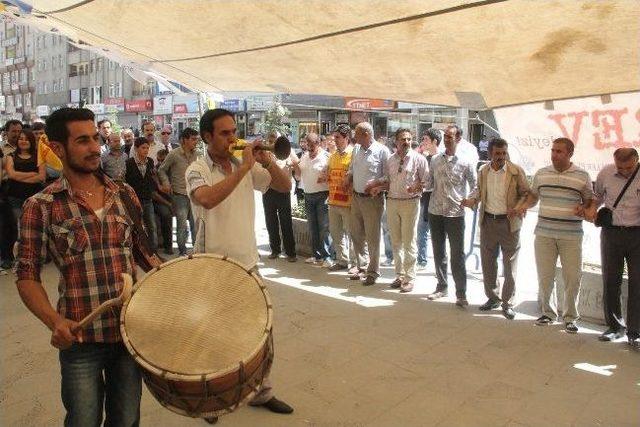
50, 172, 119, 196
205, 151, 240, 171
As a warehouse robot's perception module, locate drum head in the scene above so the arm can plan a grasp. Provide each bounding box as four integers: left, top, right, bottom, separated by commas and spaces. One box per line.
122, 255, 271, 377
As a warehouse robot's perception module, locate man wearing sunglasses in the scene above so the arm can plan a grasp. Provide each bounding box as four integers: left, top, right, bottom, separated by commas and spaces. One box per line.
149, 124, 178, 166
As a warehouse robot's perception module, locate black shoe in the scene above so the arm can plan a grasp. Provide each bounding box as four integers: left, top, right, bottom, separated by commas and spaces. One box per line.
599, 328, 626, 342
565, 322, 579, 334
535, 315, 553, 326
250, 397, 294, 414
204, 416, 218, 424
362, 275, 376, 286
478, 299, 500, 311
268, 252, 280, 259
502, 307, 516, 320
286, 256, 297, 263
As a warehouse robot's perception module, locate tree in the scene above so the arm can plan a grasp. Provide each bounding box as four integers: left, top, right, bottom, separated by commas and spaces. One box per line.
262, 95, 290, 136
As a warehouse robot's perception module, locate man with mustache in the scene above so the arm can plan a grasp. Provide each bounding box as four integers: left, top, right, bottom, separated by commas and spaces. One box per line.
462, 138, 530, 319
15, 108, 161, 426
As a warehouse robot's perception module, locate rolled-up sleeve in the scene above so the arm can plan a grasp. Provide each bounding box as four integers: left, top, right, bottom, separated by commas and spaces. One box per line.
16, 198, 47, 283
186, 166, 207, 199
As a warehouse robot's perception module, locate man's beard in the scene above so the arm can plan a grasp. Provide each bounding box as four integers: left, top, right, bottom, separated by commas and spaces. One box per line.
67, 155, 100, 174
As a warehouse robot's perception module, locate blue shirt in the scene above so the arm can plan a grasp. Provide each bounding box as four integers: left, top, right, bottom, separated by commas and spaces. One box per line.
349, 141, 390, 193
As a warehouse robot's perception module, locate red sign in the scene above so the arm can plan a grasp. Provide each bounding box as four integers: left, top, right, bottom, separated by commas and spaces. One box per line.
125, 99, 153, 113
173, 103, 187, 114
345, 98, 395, 110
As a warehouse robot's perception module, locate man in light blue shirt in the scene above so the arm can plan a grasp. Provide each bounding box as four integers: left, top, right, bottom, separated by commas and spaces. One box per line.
345, 122, 390, 285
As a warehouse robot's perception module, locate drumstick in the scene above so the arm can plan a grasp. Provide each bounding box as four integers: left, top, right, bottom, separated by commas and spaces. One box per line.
74, 273, 133, 331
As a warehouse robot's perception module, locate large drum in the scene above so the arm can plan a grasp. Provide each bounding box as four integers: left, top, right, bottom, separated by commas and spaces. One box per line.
120, 254, 273, 419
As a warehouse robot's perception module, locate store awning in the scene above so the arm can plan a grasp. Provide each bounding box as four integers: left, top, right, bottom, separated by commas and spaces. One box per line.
3, 0, 639, 109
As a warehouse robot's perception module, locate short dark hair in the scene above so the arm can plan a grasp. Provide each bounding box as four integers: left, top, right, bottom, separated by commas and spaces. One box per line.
157, 149, 169, 158
488, 137, 508, 153
180, 127, 199, 141
4, 119, 22, 132
613, 147, 639, 162
423, 128, 442, 145
199, 108, 235, 140
447, 124, 463, 139
32, 122, 45, 131
17, 129, 38, 158
141, 119, 155, 130
552, 137, 574, 154
45, 108, 95, 146
333, 124, 351, 138
97, 119, 112, 128
134, 136, 150, 148
394, 128, 412, 140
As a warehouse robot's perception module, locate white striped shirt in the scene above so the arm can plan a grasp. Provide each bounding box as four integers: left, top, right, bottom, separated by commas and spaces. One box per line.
531, 164, 593, 240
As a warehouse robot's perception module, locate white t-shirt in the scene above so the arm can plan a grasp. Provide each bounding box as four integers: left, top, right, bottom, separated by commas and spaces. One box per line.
456, 139, 479, 167
149, 140, 174, 166
185, 155, 271, 269
299, 149, 330, 194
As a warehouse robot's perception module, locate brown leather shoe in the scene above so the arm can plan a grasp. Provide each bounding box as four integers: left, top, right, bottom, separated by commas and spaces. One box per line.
362, 275, 376, 286
400, 281, 414, 293
250, 397, 294, 414
389, 278, 403, 289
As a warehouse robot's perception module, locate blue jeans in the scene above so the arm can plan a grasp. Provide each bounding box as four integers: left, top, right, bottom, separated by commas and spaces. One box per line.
172, 193, 195, 254
381, 209, 393, 261
141, 200, 158, 250
305, 191, 332, 260
416, 192, 431, 264
59, 343, 142, 427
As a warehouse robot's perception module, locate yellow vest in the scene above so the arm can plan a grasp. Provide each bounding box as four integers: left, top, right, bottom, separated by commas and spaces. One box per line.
327, 147, 353, 207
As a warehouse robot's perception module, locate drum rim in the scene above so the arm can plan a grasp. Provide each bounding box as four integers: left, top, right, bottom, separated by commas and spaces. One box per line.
120, 253, 273, 381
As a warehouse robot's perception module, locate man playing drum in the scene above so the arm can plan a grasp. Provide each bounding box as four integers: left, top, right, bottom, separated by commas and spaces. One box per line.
15, 108, 162, 426
186, 108, 294, 422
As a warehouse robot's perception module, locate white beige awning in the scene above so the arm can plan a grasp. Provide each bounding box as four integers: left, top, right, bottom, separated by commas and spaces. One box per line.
3, 0, 639, 108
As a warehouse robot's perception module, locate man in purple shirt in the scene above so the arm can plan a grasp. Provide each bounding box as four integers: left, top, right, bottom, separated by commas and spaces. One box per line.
585, 147, 640, 348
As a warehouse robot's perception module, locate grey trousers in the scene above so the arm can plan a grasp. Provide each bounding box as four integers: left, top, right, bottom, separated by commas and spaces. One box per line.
534, 235, 583, 322
601, 227, 640, 338
350, 194, 384, 277
429, 214, 467, 298
480, 217, 520, 308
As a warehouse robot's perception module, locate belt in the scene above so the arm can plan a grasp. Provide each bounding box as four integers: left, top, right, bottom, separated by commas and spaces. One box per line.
606, 225, 640, 230
484, 212, 508, 219
387, 196, 420, 201
354, 191, 378, 198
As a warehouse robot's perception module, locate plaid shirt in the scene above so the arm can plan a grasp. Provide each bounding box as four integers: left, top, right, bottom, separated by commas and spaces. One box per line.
17, 174, 144, 343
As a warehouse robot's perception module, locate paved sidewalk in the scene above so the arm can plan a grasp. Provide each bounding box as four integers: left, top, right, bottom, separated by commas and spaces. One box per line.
1, 197, 638, 426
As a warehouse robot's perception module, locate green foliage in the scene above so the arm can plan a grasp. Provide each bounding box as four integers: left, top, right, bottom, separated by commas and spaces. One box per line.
292, 203, 307, 219
262, 96, 290, 136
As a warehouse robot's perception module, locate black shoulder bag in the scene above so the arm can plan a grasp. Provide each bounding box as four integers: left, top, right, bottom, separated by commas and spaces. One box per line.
595, 164, 639, 227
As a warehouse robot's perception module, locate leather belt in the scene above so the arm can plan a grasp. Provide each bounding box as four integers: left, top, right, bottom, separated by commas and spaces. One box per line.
485, 212, 508, 219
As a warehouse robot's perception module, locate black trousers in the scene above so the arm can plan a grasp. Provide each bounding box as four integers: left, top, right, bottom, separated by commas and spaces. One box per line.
601, 227, 640, 338
262, 189, 296, 257
154, 201, 173, 252
0, 195, 17, 265
429, 214, 467, 298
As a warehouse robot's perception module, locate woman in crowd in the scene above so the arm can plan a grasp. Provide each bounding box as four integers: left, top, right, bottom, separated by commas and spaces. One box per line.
4, 129, 45, 228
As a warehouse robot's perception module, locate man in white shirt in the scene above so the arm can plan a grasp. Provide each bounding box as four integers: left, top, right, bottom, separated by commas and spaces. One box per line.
185, 109, 294, 421
293, 133, 332, 266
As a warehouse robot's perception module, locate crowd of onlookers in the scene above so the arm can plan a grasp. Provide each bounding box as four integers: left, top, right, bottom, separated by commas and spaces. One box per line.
1, 115, 638, 349
0, 118, 200, 276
